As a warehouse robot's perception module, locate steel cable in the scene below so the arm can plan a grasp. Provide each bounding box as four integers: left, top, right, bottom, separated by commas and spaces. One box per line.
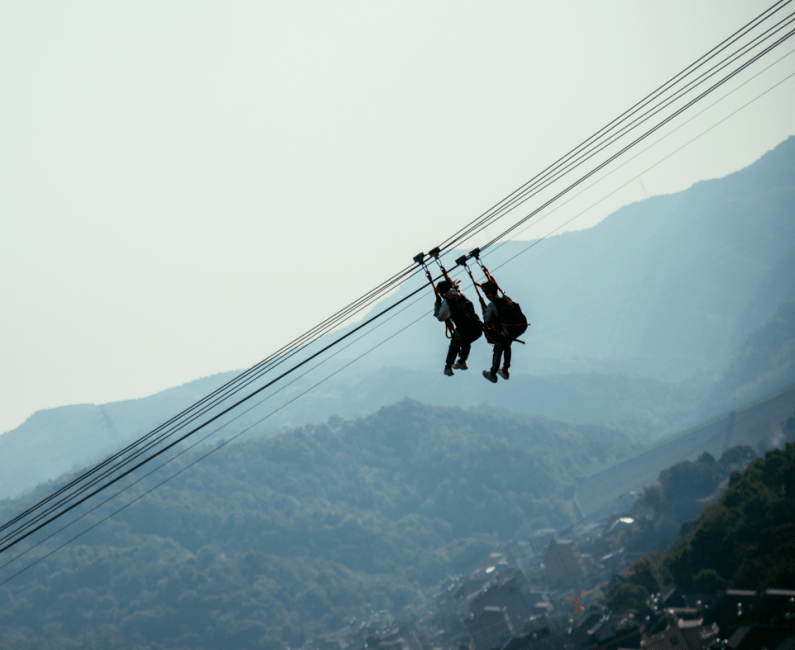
2, 0, 792, 560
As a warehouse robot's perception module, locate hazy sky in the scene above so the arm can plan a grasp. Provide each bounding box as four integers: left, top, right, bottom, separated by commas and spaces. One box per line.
2, 1, 794, 435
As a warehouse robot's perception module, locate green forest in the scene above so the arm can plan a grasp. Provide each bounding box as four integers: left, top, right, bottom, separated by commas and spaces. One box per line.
2, 399, 792, 649
610, 444, 758, 556
669, 438, 795, 591
0, 400, 636, 650
606, 434, 795, 611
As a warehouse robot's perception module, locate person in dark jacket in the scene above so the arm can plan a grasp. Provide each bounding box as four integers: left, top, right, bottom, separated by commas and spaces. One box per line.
481, 280, 513, 383
433, 280, 483, 376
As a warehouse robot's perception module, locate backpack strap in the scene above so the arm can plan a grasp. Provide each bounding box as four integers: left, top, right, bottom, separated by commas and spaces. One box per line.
456, 254, 500, 345
456, 254, 488, 313
414, 251, 455, 339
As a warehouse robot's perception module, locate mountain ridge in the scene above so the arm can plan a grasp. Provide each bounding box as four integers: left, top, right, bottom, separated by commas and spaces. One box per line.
2, 136, 794, 500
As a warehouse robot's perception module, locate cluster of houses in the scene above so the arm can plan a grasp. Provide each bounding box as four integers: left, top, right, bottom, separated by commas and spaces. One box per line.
302, 526, 794, 650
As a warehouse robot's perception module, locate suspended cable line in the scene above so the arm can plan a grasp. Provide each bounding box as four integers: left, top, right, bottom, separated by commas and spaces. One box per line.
0, 304, 431, 588
433, 0, 793, 255
0, 283, 433, 577
14, 53, 791, 575
0, 271, 442, 555
2, 0, 792, 573
4, 3, 791, 553
447, 8, 795, 255
489, 55, 795, 263
0, 261, 420, 537
479, 23, 795, 250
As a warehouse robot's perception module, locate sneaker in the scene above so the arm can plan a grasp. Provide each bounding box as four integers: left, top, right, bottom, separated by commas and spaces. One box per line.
452, 360, 468, 370
482, 370, 498, 383
496, 368, 510, 380
444, 366, 454, 377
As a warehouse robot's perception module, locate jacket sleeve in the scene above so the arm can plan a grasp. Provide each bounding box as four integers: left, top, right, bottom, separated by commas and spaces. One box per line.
434, 299, 452, 322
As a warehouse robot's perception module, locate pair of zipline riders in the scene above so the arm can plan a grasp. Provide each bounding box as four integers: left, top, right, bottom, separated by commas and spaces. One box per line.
415, 248, 528, 383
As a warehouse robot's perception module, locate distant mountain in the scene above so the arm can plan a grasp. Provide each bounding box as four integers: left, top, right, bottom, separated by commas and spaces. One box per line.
0, 368, 699, 501
700, 300, 795, 418
233, 136, 795, 432
2, 137, 794, 500
251, 368, 703, 435
729, 243, 795, 351
329, 136, 795, 381
2, 392, 791, 650
0, 371, 237, 500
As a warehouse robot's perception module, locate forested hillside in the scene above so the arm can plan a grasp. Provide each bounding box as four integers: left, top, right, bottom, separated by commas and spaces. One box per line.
603, 432, 795, 613
0, 401, 636, 650
610, 445, 759, 556
669, 438, 795, 592
604, 433, 795, 614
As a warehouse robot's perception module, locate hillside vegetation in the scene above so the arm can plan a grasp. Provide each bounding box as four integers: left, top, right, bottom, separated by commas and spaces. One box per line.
605, 435, 795, 611
0, 401, 635, 650
611, 445, 759, 555
669, 438, 795, 592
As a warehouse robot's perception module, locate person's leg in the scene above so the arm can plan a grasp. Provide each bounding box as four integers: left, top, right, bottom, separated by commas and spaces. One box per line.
495, 336, 512, 379
446, 336, 462, 368
459, 339, 472, 363
491, 343, 503, 374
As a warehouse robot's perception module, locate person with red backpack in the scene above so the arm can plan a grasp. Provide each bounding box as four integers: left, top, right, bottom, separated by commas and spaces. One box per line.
433, 280, 483, 376
480, 280, 526, 383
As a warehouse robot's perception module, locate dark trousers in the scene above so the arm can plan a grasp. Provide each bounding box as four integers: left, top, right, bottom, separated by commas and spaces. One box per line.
445, 330, 475, 367
491, 334, 513, 372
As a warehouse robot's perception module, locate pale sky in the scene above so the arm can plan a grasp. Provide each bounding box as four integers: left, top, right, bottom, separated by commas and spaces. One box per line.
2, 1, 794, 435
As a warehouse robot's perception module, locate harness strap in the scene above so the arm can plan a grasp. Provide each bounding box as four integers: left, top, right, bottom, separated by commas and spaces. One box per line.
457, 259, 503, 346
462, 264, 487, 312
475, 258, 525, 313
433, 258, 459, 292
421, 263, 454, 339
475, 258, 503, 295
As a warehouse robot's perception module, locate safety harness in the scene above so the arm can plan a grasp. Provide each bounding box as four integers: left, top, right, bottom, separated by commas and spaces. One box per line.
414, 248, 458, 339
457, 248, 529, 345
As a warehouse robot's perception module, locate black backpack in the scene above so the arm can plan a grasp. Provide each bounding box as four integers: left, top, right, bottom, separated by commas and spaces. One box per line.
446, 292, 483, 342
493, 295, 528, 340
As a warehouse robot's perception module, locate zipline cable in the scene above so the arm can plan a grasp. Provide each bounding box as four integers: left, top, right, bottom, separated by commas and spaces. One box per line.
4, 6, 788, 552
0, 278, 433, 574
0, 306, 431, 587
479, 23, 795, 251
3, 57, 791, 579
4, 22, 788, 548
0, 262, 420, 538
32, 51, 793, 568
0, 272, 440, 555
3, 1, 792, 559
486, 49, 795, 260
441, 8, 795, 255
433, 0, 793, 255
